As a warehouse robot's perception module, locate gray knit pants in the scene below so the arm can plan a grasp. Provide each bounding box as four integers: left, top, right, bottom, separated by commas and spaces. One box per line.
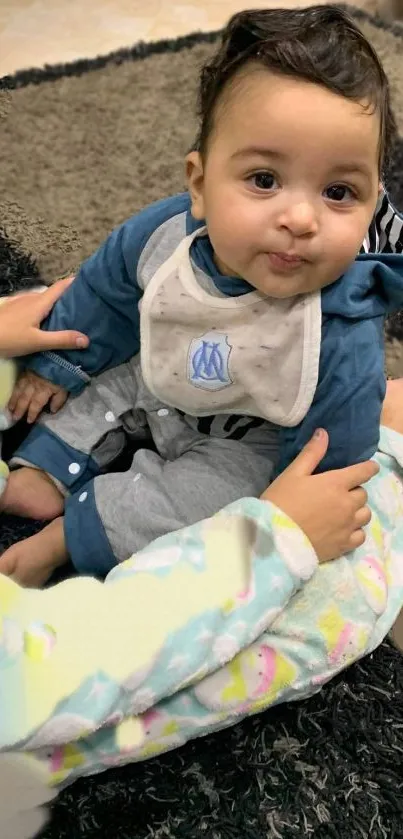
18, 356, 280, 562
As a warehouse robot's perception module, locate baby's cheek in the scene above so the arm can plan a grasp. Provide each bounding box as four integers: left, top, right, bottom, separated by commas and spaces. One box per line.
334, 237, 361, 273
329, 209, 370, 265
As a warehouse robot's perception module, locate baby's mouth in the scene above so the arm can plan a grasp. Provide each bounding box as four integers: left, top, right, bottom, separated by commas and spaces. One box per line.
267, 252, 306, 273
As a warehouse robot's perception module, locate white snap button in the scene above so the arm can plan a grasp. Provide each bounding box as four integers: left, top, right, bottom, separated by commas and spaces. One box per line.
68, 462, 80, 475
105, 411, 115, 423
78, 491, 88, 502
157, 408, 169, 417
133, 473, 142, 484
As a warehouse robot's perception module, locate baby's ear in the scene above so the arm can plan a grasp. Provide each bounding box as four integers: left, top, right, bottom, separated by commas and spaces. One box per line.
185, 151, 206, 220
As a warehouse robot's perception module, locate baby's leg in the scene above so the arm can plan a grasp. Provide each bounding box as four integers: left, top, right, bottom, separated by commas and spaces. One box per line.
61, 431, 278, 579
0, 517, 68, 587
0, 433, 278, 586
0, 362, 142, 584
5, 361, 140, 521
0, 395, 63, 518
0, 399, 55, 517
0, 467, 64, 519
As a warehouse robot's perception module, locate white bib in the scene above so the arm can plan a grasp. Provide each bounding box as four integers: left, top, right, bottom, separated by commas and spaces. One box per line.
140, 227, 321, 427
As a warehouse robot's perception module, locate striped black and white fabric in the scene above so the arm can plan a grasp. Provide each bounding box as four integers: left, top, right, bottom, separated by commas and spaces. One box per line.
362, 189, 403, 254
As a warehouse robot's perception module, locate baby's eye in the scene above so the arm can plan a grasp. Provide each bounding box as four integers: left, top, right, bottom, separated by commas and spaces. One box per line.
252, 172, 278, 191
324, 184, 355, 202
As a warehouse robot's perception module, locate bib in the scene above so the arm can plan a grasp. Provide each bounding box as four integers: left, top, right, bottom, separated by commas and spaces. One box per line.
140, 228, 321, 427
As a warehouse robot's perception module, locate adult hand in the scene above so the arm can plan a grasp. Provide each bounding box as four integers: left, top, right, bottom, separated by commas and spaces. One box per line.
261, 428, 379, 563
0, 277, 89, 357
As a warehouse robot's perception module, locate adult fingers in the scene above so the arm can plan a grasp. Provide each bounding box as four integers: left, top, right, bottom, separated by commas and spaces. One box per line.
339, 459, 379, 491
353, 505, 372, 529
281, 429, 329, 479
349, 486, 368, 510
32, 277, 75, 319
30, 329, 89, 352
347, 528, 366, 552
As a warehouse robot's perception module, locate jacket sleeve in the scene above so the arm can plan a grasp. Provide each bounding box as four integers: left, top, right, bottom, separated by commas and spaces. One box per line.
276, 313, 385, 474
24, 195, 189, 395
25, 221, 143, 394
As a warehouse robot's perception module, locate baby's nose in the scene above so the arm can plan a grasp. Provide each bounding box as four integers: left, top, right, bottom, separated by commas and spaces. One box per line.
279, 201, 319, 236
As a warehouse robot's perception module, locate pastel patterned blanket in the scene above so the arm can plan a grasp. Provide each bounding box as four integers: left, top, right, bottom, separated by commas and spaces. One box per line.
1, 427, 403, 789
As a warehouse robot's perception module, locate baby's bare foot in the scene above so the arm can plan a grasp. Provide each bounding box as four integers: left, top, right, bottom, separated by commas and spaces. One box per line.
0, 517, 68, 588
0, 467, 64, 520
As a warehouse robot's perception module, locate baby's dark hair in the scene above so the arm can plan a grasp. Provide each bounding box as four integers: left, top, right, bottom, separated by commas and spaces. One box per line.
196, 5, 396, 173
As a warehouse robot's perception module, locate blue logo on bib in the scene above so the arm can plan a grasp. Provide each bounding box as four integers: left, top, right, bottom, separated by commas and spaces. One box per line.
188, 332, 232, 391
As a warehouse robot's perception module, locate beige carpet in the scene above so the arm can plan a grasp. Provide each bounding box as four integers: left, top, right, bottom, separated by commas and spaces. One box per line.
0, 5, 403, 375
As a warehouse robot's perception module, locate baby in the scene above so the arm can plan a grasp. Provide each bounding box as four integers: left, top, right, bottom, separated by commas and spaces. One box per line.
2, 5, 403, 585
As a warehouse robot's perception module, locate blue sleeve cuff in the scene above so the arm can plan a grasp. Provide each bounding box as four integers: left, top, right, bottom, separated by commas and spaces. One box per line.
13, 425, 101, 491
25, 352, 90, 395
64, 480, 117, 576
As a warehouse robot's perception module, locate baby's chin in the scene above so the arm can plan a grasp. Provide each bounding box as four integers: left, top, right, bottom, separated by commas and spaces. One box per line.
251, 268, 342, 299
249, 277, 318, 299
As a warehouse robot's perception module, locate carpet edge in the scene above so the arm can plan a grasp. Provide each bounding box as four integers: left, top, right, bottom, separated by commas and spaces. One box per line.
1, 3, 403, 91
0, 30, 222, 90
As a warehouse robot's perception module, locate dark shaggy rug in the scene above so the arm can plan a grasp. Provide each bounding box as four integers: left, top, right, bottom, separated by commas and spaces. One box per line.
1, 6, 403, 838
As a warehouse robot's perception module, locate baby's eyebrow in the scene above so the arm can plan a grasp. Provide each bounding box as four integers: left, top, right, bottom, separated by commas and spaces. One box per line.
328, 163, 373, 182
230, 146, 287, 161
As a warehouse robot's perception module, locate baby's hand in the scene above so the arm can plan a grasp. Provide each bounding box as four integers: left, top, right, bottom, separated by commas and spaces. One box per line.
8, 370, 68, 423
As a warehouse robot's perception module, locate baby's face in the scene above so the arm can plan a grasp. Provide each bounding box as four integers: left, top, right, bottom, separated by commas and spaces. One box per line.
187, 68, 381, 298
